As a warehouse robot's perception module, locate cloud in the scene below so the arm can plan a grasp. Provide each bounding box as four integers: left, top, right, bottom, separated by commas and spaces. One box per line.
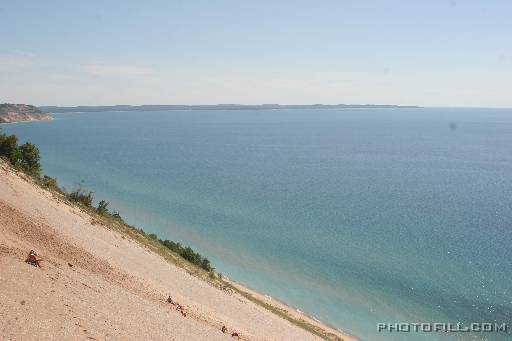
85, 64, 154, 77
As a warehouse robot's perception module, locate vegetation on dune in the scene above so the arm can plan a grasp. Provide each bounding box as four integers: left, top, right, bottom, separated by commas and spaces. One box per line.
96, 200, 110, 215
160, 240, 213, 272
16, 142, 41, 176
68, 184, 94, 207
41, 175, 58, 189
0, 127, 215, 274
0, 130, 41, 176
67, 185, 215, 272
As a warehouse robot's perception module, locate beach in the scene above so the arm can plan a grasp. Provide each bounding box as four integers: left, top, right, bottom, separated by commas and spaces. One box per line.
0, 159, 355, 341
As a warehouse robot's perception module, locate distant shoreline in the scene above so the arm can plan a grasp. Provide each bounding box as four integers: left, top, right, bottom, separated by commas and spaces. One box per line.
40, 104, 420, 113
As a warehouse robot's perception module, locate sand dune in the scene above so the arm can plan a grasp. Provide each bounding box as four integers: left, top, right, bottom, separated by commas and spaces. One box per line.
0, 160, 354, 341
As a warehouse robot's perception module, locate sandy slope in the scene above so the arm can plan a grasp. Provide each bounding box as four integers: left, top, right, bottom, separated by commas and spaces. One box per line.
0, 160, 355, 341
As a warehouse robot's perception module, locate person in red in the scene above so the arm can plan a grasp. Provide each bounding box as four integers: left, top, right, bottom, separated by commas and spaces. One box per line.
25, 250, 43, 268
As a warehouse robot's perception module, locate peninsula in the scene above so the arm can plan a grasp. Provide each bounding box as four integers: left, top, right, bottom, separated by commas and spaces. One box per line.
0, 104, 52, 123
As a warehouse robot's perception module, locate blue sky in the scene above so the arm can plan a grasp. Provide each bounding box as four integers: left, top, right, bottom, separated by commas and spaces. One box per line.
1, 0, 511, 107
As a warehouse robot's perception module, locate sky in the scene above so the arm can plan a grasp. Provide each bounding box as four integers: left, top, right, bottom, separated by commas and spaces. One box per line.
1, 0, 511, 107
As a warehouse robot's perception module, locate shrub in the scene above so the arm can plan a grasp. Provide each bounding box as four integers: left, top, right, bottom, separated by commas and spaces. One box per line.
68, 184, 94, 207
201, 258, 212, 272
97, 200, 109, 215
17, 142, 41, 176
0, 132, 42, 177
160, 239, 213, 271
111, 211, 123, 220
162, 239, 180, 252
0, 133, 20, 165
41, 175, 58, 189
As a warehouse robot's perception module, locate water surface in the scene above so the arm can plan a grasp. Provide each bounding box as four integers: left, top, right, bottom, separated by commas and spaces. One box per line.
4, 108, 512, 340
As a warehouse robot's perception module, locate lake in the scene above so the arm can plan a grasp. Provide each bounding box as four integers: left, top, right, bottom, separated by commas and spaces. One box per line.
4, 107, 512, 340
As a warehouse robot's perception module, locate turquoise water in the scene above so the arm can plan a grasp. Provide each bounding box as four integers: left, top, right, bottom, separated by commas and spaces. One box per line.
4, 108, 512, 341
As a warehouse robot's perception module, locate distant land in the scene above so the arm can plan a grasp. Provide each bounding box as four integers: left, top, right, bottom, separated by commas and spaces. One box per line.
39, 104, 420, 113
0, 104, 52, 123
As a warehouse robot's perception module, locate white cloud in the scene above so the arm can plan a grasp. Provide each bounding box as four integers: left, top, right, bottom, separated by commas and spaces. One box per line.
85, 64, 154, 77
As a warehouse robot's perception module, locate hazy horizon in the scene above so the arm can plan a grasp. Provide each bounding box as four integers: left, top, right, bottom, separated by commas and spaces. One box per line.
36, 103, 512, 110
1, 1, 511, 107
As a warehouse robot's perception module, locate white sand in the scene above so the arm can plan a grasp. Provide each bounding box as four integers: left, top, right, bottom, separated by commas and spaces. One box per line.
0, 160, 355, 341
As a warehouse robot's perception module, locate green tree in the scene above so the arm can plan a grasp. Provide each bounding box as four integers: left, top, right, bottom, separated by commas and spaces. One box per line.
201, 258, 212, 272
17, 142, 41, 176
0, 133, 20, 165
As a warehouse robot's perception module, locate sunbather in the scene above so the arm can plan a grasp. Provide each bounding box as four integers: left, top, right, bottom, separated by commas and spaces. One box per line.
25, 250, 43, 268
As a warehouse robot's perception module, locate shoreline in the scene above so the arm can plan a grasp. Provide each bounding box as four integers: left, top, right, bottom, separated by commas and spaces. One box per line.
0, 159, 357, 341
0, 116, 53, 125
225, 278, 358, 341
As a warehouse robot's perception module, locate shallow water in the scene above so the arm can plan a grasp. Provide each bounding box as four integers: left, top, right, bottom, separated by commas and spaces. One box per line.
4, 108, 512, 340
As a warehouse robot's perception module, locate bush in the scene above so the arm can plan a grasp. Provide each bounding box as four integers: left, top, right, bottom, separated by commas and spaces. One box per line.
17, 142, 41, 176
0, 133, 20, 165
41, 175, 58, 189
97, 200, 109, 215
160, 239, 213, 271
111, 211, 123, 221
201, 258, 212, 272
0, 132, 41, 177
68, 184, 94, 207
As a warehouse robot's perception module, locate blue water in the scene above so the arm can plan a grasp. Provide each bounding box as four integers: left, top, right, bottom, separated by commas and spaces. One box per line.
4, 108, 512, 341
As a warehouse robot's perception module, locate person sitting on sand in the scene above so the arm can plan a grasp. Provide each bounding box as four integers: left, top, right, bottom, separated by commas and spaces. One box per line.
221, 325, 227, 333
176, 304, 186, 317
25, 250, 43, 268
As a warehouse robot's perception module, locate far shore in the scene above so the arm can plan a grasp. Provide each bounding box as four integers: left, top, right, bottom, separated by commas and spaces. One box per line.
39, 103, 420, 113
